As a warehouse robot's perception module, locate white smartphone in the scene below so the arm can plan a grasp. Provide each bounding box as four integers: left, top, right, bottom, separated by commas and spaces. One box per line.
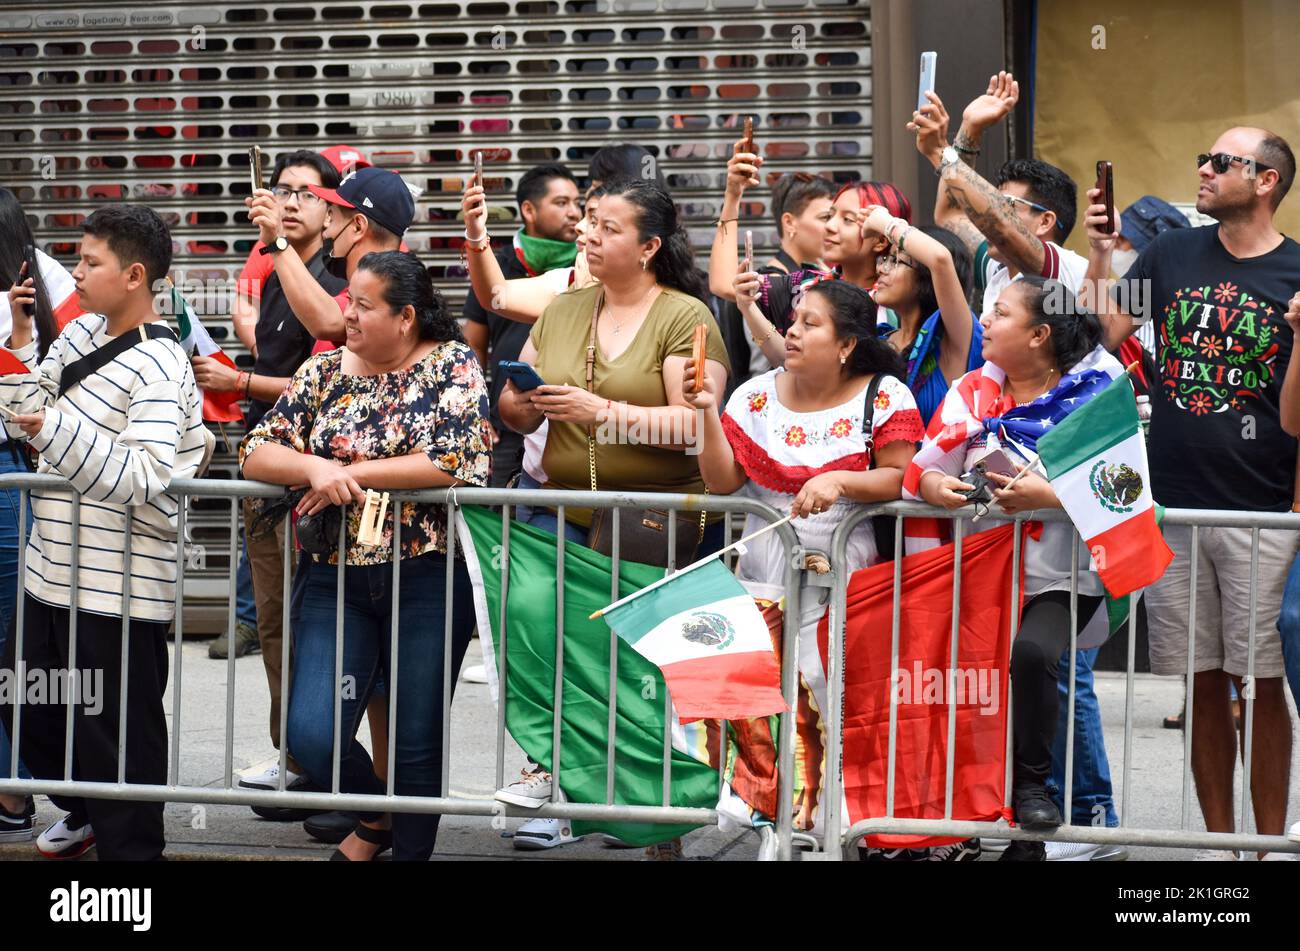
917, 51, 937, 113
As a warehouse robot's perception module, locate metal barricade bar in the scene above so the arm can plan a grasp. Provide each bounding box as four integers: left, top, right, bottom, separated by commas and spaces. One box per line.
1, 472, 1296, 861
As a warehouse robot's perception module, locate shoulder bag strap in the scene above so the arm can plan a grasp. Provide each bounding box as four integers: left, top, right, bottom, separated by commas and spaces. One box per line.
862, 372, 881, 469
586, 289, 603, 492
59, 322, 179, 399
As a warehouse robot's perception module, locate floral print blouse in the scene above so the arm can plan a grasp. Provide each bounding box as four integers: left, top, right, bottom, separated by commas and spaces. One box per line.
240, 342, 491, 566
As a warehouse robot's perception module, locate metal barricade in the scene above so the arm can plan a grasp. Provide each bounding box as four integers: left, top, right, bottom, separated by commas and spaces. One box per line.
820, 499, 1300, 860
0, 474, 806, 859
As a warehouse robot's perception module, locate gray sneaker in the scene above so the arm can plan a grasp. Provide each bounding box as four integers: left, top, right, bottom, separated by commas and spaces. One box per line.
209, 622, 260, 659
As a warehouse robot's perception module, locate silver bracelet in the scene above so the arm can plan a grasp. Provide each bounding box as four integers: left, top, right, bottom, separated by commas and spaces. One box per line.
463, 229, 490, 250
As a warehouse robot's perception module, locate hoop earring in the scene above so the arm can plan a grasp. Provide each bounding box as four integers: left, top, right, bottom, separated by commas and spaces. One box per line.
640, 258, 649, 271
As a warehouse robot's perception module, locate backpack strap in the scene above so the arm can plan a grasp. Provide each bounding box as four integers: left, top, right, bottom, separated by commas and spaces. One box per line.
59, 322, 179, 399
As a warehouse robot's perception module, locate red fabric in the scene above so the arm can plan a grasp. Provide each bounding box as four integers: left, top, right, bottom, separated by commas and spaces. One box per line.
816, 521, 1034, 847
51, 292, 84, 331
1117, 336, 1148, 392
1088, 506, 1174, 599
200, 350, 243, 423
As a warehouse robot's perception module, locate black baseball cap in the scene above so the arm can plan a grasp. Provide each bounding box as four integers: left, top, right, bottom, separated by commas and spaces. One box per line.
309, 166, 415, 237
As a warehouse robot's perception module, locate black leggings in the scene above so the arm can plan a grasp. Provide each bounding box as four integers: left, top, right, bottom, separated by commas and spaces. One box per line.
1009, 590, 1104, 789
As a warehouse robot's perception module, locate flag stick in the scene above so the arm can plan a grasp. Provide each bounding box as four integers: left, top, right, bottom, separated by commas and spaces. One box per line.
590, 512, 794, 619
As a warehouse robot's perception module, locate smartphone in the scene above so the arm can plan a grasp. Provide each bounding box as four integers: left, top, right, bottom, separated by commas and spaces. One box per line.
497, 359, 545, 392
741, 116, 754, 154
1095, 161, 1115, 235
692, 324, 707, 393
917, 51, 937, 113
473, 150, 483, 189
743, 229, 753, 268
248, 145, 264, 193
19, 245, 37, 318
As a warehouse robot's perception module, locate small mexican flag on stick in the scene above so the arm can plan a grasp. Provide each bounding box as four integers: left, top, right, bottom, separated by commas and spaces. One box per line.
594, 557, 787, 723
1036, 367, 1173, 598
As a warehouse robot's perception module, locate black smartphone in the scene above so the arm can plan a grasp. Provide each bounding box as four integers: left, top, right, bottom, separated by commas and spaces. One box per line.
1096, 161, 1114, 235
497, 360, 546, 392
20, 245, 37, 317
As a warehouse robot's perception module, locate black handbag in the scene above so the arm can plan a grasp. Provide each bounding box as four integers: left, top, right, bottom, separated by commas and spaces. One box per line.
580, 289, 704, 569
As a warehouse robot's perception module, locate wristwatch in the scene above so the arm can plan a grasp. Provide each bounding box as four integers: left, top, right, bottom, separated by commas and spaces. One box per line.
259, 235, 289, 255
935, 145, 960, 177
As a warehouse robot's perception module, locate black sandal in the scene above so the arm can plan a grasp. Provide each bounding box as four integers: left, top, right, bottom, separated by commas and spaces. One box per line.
329, 822, 392, 862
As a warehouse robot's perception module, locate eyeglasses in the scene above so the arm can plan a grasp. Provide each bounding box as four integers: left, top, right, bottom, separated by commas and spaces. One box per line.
1197, 152, 1275, 175
1003, 194, 1051, 215
877, 253, 915, 273
271, 185, 324, 205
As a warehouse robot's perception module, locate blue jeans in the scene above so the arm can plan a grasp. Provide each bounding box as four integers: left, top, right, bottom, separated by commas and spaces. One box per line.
1277, 549, 1300, 710
236, 535, 257, 633
286, 551, 473, 861
0, 447, 30, 781
1048, 646, 1118, 827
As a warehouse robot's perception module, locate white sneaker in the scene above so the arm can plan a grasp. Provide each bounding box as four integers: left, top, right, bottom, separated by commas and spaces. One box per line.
512, 816, 579, 850
1193, 849, 1240, 861
238, 762, 302, 790
1288, 820, 1300, 843
37, 813, 96, 860
495, 768, 552, 808
461, 664, 488, 684
1045, 840, 1128, 861
981, 837, 1010, 852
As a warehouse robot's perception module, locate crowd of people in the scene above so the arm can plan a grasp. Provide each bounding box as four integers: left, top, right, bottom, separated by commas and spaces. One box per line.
0, 67, 1298, 863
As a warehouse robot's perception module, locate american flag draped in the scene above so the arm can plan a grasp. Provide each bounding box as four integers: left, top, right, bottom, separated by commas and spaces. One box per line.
902, 345, 1122, 497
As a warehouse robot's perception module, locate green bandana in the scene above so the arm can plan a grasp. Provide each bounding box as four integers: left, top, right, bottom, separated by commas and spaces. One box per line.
515, 231, 578, 275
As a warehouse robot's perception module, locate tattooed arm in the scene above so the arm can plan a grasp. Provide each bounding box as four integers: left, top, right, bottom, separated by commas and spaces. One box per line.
911, 74, 1032, 267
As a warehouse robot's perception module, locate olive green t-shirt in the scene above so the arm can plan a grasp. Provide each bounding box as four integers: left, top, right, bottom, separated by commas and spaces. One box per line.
530, 283, 729, 523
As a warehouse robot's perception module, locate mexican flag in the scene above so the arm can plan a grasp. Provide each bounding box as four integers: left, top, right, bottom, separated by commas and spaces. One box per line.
166, 280, 243, 423
816, 520, 1029, 847
1036, 371, 1173, 599
457, 505, 734, 846
597, 558, 786, 723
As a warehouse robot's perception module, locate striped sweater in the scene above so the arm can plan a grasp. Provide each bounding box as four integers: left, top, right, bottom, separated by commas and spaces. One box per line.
0, 314, 212, 622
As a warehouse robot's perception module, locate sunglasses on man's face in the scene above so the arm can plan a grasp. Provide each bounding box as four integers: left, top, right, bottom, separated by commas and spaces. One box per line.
1197, 152, 1275, 175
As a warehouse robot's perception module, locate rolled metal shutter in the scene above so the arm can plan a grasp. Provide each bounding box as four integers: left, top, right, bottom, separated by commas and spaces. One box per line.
0, 0, 870, 629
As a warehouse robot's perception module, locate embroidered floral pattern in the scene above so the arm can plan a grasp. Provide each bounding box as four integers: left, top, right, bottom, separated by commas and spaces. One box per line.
748, 392, 768, 414
873, 390, 891, 410
242, 344, 491, 566
784, 425, 807, 447
829, 418, 853, 438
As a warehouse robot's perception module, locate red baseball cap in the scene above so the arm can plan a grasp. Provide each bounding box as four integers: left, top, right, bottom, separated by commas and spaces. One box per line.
319, 144, 371, 176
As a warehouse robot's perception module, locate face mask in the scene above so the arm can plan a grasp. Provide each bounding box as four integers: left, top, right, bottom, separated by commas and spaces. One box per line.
1111, 247, 1138, 277
321, 221, 351, 281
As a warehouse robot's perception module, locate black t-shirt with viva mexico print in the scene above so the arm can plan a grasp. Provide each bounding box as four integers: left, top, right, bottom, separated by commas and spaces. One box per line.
1122, 225, 1299, 511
